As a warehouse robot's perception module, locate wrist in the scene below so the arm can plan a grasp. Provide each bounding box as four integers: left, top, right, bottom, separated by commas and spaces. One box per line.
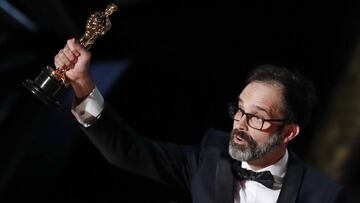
70, 76, 95, 100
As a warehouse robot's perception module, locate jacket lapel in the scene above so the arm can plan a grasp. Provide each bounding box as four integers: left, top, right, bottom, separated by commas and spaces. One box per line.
277, 151, 305, 203
215, 154, 235, 203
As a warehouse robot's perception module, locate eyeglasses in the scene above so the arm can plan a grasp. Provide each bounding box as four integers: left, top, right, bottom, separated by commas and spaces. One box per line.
228, 103, 286, 130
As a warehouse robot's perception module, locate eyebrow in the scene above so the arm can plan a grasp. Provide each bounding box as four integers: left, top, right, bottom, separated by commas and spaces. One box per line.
238, 97, 271, 115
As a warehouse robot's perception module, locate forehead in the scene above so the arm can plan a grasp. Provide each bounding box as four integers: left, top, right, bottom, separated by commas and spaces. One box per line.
239, 81, 284, 114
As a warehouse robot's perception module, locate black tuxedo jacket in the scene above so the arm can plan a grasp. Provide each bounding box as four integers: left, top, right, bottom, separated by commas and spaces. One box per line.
81, 106, 344, 203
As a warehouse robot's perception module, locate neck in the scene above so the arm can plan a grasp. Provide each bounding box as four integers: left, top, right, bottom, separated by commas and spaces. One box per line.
247, 146, 286, 171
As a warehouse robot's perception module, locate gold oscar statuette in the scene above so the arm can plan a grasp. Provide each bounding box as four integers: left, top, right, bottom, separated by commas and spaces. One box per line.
23, 3, 118, 108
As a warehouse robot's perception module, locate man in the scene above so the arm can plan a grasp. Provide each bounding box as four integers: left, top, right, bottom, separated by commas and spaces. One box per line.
54, 38, 344, 202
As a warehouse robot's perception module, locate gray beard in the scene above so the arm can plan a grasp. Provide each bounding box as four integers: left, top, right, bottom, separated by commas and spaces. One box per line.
228, 128, 283, 162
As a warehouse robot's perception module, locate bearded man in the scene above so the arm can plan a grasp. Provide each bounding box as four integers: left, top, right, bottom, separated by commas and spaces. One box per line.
54, 39, 344, 203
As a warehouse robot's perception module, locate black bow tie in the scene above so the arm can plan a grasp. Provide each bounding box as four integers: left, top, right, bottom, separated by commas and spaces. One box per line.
232, 161, 274, 188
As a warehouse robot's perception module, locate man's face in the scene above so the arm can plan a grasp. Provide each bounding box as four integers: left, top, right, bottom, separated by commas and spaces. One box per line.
229, 81, 286, 162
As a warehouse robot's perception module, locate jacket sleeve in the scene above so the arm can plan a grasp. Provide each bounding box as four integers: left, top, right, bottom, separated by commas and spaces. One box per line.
79, 104, 200, 191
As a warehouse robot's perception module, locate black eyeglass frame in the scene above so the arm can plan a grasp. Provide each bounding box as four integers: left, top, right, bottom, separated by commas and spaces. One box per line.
228, 103, 287, 130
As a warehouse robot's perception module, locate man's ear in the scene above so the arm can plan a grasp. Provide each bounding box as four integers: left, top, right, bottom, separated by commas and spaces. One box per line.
282, 124, 300, 144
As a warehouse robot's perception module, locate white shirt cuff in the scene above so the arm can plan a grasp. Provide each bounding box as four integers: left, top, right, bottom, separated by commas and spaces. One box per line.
71, 86, 104, 127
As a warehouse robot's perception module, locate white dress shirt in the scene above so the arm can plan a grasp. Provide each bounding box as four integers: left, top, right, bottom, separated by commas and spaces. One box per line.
234, 150, 289, 203
71, 87, 104, 127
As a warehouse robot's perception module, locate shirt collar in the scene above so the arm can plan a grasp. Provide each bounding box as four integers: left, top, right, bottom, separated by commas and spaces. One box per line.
241, 149, 289, 187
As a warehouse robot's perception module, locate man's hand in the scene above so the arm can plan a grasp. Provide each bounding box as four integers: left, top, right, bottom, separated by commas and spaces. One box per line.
54, 38, 95, 100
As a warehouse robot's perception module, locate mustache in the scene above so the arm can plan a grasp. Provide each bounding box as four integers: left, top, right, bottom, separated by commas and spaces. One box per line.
231, 129, 254, 143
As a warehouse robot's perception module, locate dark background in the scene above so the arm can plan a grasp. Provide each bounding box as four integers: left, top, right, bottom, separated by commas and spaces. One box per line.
0, 0, 359, 202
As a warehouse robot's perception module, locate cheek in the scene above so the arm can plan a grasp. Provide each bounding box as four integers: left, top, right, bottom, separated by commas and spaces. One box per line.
249, 130, 271, 145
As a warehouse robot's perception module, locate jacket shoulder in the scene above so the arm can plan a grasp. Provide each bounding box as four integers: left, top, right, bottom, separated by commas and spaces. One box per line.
198, 128, 230, 158
290, 152, 344, 202
302, 165, 343, 192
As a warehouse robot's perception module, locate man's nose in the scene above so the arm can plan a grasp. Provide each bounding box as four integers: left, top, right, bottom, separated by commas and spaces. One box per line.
234, 113, 248, 130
